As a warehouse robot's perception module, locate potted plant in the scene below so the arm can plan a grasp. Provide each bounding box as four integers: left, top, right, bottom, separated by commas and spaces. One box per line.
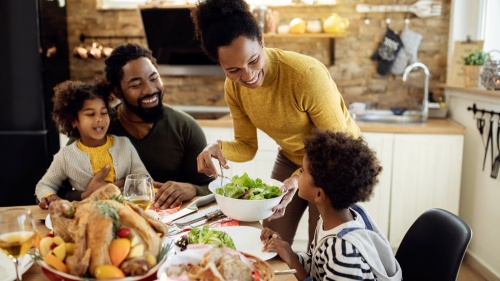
463, 49, 488, 87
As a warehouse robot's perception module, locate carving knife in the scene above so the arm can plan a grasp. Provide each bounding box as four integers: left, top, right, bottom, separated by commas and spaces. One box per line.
161, 194, 215, 224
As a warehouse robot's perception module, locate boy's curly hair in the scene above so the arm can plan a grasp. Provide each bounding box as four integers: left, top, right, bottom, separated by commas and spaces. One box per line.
52, 79, 114, 138
190, 0, 262, 62
304, 130, 382, 209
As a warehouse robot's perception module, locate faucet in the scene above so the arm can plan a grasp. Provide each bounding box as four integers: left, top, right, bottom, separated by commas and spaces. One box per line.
402, 62, 430, 122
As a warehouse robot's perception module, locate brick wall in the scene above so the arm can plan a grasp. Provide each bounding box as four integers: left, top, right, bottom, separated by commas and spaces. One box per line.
66, 0, 450, 109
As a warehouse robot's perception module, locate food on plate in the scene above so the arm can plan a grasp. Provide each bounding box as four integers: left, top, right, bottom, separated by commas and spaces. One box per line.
175, 225, 236, 251
166, 247, 253, 281
39, 184, 169, 278
215, 173, 281, 200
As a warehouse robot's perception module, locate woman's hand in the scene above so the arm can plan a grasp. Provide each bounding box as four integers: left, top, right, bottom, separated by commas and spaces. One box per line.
153, 181, 197, 209
265, 175, 298, 221
196, 140, 228, 177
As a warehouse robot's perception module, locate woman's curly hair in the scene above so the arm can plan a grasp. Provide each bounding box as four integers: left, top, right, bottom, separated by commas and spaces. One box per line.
190, 0, 262, 62
51, 79, 114, 138
304, 130, 382, 209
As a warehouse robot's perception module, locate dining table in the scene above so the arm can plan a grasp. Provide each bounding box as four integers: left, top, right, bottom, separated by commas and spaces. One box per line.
1, 198, 297, 281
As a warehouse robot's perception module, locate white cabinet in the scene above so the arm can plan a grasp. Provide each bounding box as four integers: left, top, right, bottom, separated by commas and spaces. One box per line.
358, 133, 394, 238
389, 134, 463, 248
362, 132, 463, 249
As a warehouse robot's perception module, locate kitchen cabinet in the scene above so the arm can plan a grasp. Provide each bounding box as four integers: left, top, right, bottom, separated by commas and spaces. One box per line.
201, 125, 464, 250
361, 132, 464, 249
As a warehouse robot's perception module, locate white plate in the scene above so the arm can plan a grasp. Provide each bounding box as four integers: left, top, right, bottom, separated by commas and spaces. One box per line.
177, 226, 277, 261
0, 252, 34, 281
45, 214, 52, 230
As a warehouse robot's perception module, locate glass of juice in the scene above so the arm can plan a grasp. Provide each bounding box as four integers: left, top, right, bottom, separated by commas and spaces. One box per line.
0, 208, 36, 281
123, 174, 155, 211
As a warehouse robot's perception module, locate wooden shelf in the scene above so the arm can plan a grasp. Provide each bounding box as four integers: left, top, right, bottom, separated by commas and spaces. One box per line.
438, 83, 500, 98
264, 33, 342, 65
263, 33, 344, 39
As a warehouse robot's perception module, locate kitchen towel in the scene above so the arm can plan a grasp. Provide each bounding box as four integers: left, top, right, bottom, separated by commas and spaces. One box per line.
391, 25, 423, 75
371, 27, 403, 75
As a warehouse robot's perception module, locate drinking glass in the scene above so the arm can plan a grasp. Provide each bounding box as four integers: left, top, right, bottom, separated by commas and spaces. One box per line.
123, 174, 155, 211
0, 208, 36, 281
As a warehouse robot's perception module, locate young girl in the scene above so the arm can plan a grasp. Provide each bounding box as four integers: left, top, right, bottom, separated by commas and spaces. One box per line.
261, 130, 402, 281
35, 80, 149, 209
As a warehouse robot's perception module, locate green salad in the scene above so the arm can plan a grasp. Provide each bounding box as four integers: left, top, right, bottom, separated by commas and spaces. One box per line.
215, 173, 282, 200
187, 225, 236, 249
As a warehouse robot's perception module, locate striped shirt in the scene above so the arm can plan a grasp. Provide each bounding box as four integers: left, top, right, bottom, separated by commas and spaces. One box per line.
297, 211, 380, 281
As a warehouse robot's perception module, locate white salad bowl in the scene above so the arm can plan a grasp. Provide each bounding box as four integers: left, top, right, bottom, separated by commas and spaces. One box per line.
208, 177, 284, 222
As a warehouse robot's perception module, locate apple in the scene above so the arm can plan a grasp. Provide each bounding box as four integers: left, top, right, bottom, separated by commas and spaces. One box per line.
127, 244, 144, 259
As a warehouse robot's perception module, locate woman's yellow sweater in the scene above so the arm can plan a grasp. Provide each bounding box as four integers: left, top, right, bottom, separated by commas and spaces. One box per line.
222, 48, 360, 167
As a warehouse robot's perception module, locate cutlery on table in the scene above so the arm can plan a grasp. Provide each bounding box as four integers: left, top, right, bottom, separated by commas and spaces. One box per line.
274, 269, 297, 275
161, 194, 215, 224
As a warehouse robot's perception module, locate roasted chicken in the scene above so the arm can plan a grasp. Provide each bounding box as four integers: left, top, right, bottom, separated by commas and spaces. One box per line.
48, 184, 168, 277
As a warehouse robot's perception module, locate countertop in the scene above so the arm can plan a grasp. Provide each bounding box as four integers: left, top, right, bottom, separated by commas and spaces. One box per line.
196, 115, 465, 135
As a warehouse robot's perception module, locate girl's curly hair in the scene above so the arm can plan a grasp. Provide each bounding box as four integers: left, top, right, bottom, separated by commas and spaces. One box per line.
304, 130, 382, 209
190, 0, 262, 62
51, 79, 114, 138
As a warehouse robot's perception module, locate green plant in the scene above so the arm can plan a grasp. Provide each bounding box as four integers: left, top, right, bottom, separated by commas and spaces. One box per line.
463, 49, 488, 65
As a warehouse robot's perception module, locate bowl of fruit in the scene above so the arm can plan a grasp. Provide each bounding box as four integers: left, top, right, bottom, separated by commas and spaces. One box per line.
208, 173, 284, 222
37, 184, 172, 281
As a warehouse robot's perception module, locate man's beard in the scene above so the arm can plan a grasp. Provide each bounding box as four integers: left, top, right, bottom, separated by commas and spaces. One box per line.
121, 92, 164, 123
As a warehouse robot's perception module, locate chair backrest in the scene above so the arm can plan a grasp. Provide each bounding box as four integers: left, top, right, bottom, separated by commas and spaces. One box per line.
395, 208, 472, 281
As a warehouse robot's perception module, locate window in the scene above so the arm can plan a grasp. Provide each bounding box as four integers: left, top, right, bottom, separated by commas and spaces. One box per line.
481, 0, 500, 53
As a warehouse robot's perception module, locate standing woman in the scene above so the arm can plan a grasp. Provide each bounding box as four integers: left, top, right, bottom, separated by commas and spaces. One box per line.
193, 0, 360, 246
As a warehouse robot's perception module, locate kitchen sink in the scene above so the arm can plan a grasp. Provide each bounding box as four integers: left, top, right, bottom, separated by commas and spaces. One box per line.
354, 110, 425, 124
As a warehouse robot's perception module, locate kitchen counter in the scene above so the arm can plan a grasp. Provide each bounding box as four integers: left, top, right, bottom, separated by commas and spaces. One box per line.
196, 115, 465, 135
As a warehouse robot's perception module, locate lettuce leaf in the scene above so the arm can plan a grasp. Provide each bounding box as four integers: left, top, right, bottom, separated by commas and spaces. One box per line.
215, 173, 281, 200
187, 225, 236, 249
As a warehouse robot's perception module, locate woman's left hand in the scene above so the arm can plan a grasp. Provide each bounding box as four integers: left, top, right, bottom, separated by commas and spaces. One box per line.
265, 175, 298, 221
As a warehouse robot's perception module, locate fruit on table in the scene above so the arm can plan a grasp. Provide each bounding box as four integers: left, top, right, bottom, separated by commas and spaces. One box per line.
65, 243, 75, 255
94, 264, 125, 280
52, 243, 66, 261
289, 18, 306, 34
109, 238, 131, 267
43, 253, 68, 273
39, 235, 66, 258
39, 237, 54, 257
127, 244, 144, 259
116, 228, 131, 238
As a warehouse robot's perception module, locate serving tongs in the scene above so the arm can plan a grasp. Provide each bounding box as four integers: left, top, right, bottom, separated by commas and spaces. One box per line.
219, 163, 245, 196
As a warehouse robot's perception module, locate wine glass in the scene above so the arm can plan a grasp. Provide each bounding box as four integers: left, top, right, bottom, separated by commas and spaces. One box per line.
123, 174, 155, 211
0, 208, 36, 281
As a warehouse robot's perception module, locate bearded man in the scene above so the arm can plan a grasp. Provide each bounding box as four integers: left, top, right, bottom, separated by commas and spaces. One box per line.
104, 43, 212, 209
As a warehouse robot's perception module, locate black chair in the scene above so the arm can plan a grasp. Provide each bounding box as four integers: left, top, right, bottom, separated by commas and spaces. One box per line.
395, 208, 472, 281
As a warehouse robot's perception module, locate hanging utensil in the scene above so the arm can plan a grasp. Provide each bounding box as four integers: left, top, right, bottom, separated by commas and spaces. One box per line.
477, 114, 486, 147
483, 117, 494, 171
356, 0, 442, 18
491, 119, 500, 178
